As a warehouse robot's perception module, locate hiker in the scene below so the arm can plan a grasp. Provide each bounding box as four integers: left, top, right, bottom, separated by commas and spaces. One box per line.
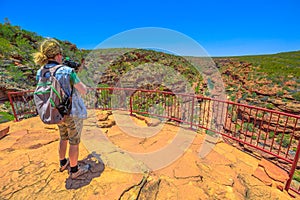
33, 38, 89, 179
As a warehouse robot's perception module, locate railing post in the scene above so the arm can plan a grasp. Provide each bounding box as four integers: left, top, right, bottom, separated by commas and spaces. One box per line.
129, 94, 133, 116
190, 96, 195, 129
285, 131, 300, 191
7, 92, 19, 122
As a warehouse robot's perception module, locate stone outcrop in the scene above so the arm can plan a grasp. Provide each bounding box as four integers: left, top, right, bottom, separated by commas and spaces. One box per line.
259, 159, 289, 183
0, 125, 9, 139
253, 158, 290, 191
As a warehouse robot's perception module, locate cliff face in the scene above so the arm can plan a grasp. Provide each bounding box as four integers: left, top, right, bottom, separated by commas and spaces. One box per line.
213, 57, 300, 115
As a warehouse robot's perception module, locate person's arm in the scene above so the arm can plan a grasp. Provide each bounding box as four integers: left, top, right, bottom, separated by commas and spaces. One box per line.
74, 81, 87, 95
70, 69, 87, 95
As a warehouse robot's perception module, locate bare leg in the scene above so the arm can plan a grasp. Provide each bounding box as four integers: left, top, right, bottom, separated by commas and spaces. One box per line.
59, 139, 68, 160
69, 144, 79, 167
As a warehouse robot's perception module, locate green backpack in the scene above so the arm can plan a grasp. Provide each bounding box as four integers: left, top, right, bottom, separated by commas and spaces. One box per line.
34, 65, 72, 124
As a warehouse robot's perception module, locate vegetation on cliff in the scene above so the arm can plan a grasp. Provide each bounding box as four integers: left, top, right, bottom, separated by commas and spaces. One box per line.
0, 21, 88, 91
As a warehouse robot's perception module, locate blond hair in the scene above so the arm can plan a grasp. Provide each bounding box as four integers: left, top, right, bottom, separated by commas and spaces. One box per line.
33, 39, 62, 66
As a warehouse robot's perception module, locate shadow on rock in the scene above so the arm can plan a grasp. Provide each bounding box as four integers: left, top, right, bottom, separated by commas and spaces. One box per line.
65, 152, 105, 189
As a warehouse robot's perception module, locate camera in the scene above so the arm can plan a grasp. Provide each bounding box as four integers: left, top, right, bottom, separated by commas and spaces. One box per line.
63, 57, 81, 72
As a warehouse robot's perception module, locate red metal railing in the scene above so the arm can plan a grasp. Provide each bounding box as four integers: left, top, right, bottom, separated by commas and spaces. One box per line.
7, 90, 37, 121
7, 88, 300, 194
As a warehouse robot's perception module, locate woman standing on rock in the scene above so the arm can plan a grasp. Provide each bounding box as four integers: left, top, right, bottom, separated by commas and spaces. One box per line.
33, 38, 89, 179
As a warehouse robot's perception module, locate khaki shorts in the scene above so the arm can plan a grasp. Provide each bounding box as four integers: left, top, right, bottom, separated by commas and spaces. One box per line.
58, 116, 83, 145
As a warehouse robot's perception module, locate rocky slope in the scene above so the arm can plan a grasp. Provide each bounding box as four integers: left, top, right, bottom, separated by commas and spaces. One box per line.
0, 22, 88, 98
214, 57, 300, 114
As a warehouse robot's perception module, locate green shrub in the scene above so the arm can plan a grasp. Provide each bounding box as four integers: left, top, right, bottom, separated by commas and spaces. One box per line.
7, 65, 25, 82
235, 124, 241, 131
0, 37, 14, 57
98, 83, 110, 88
266, 103, 275, 109
276, 90, 284, 97
195, 83, 200, 94
293, 170, 300, 182
241, 93, 248, 100
230, 95, 236, 101
260, 133, 266, 140
0, 112, 15, 123
15, 35, 34, 60
283, 86, 291, 92
243, 122, 254, 132
0, 23, 16, 40
268, 131, 275, 139
292, 92, 300, 101
251, 92, 257, 98
276, 133, 291, 148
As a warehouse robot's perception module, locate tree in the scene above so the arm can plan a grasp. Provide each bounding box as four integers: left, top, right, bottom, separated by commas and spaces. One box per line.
4, 17, 11, 25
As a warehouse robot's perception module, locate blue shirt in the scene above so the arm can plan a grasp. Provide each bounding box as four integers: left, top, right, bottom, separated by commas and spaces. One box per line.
36, 61, 87, 119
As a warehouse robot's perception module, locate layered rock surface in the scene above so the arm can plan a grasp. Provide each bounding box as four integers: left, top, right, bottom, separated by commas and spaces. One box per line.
0, 111, 297, 199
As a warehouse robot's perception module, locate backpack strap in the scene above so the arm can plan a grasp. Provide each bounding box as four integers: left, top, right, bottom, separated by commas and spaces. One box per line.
40, 64, 63, 77
40, 67, 49, 78
49, 65, 63, 76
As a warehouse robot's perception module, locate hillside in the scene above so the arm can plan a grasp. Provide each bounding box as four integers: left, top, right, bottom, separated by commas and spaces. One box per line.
80, 48, 204, 94
0, 22, 299, 123
0, 22, 88, 92
214, 51, 300, 114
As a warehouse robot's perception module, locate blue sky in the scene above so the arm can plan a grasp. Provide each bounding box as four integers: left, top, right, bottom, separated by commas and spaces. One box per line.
0, 0, 299, 56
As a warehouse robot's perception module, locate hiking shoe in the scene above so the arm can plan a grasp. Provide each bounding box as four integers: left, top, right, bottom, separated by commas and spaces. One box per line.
70, 164, 90, 179
59, 158, 70, 172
